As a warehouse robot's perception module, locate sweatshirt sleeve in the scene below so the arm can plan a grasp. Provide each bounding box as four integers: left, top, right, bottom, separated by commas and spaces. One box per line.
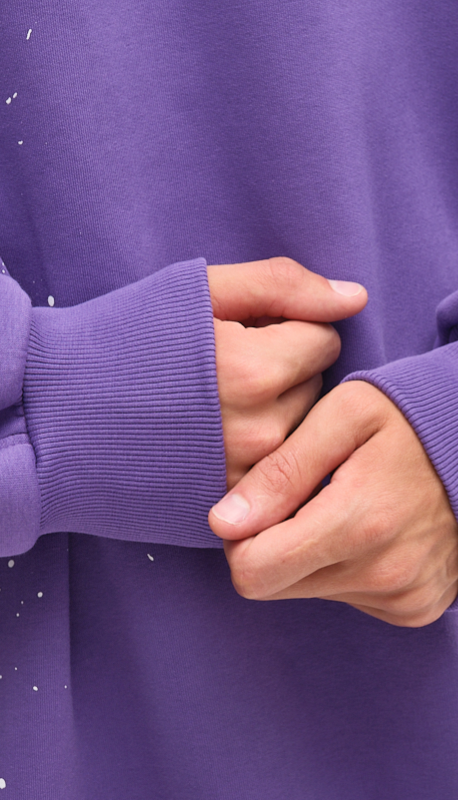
0, 258, 227, 557
343, 290, 458, 523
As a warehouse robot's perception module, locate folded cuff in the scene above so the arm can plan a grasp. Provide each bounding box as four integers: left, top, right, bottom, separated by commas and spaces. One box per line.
0, 270, 41, 556
23, 258, 226, 548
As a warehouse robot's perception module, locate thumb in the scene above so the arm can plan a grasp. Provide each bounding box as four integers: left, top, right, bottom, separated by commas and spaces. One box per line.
207, 257, 367, 323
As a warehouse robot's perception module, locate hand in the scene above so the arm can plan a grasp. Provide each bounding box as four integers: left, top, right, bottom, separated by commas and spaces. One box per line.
209, 380, 458, 627
207, 258, 367, 488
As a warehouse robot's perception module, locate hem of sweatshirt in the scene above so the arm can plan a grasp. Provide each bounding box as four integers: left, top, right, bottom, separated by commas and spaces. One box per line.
343, 343, 458, 613
23, 258, 226, 549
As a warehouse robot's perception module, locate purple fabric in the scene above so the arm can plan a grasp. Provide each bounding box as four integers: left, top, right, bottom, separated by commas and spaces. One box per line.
1, 1, 458, 798
0, 273, 40, 554
24, 258, 226, 547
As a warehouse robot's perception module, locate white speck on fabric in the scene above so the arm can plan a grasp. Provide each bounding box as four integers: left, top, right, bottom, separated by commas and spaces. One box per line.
27, 29, 32, 40
18, 140, 23, 145
16, 613, 19, 618
21, 600, 24, 605
37, 591, 43, 598
47, 295, 55, 307
7, 560, 14, 568
147, 553, 154, 561
64, 685, 68, 689
0, 778, 6, 789
12, 92, 17, 99
6, 97, 11, 105
14, 667, 17, 671
32, 686, 38, 692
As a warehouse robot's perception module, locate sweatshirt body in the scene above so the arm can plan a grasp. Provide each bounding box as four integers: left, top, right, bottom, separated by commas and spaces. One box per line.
1, 2, 458, 798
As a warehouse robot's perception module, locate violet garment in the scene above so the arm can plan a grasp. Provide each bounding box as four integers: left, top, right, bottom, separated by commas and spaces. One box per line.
1, 2, 458, 798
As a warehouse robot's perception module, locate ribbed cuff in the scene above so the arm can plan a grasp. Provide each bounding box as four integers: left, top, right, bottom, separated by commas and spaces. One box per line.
23, 259, 227, 548
0, 272, 32, 408
0, 270, 41, 556
343, 343, 458, 521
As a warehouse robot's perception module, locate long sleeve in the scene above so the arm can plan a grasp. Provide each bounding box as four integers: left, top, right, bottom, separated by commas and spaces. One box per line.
344, 290, 458, 522
0, 268, 41, 556
0, 258, 227, 557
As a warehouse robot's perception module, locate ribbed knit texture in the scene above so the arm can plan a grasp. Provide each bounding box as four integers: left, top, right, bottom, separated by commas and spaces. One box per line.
3, 3, 458, 798
0, 273, 32, 409
345, 342, 458, 521
23, 259, 227, 547
0, 271, 41, 555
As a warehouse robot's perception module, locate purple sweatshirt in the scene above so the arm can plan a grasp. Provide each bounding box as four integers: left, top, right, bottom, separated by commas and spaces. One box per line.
1, 2, 458, 798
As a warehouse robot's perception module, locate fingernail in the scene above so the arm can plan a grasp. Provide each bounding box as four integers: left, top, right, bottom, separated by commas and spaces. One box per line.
212, 493, 251, 524
328, 279, 363, 296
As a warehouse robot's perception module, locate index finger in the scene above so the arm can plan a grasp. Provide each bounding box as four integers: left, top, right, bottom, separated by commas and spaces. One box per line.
223, 480, 356, 599
209, 381, 378, 541
207, 257, 367, 323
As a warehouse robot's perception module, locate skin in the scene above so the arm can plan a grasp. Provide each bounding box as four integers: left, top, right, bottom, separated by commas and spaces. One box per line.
207, 257, 367, 488
208, 261, 458, 628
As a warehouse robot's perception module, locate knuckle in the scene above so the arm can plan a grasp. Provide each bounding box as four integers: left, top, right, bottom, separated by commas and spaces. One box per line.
383, 599, 442, 628
369, 559, 418, 595
228, 552, 265, 601
231, 574, 264, 600
241, 356, 283, 403
335, 380, 390, 430
262, 421, 286, 456
241, 368, 270, 402
326, 325, 342, 361
380, 589, 424, 617
333, 381, 364, 417
372, 577, 443, 626
267, 256, 302, 289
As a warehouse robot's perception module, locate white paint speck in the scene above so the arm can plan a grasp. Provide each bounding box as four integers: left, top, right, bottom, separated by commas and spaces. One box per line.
18, 140, 23, 145
64, 685, 68, 689
16, 613, 20, 618
47, 295, 55, 307
0, 778, 6, 790
0, 676, 2, 680
147, 553, 154, 562
6, 97, 11, 105
1, 269, 5, 274
8, 560, 14, 568
14, 667, 17, 671
21, 600, 24, 605
27, 29, 32, 40
12, 92, 17, 99
37, 591, 43, 598
32, 685, 38, 692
